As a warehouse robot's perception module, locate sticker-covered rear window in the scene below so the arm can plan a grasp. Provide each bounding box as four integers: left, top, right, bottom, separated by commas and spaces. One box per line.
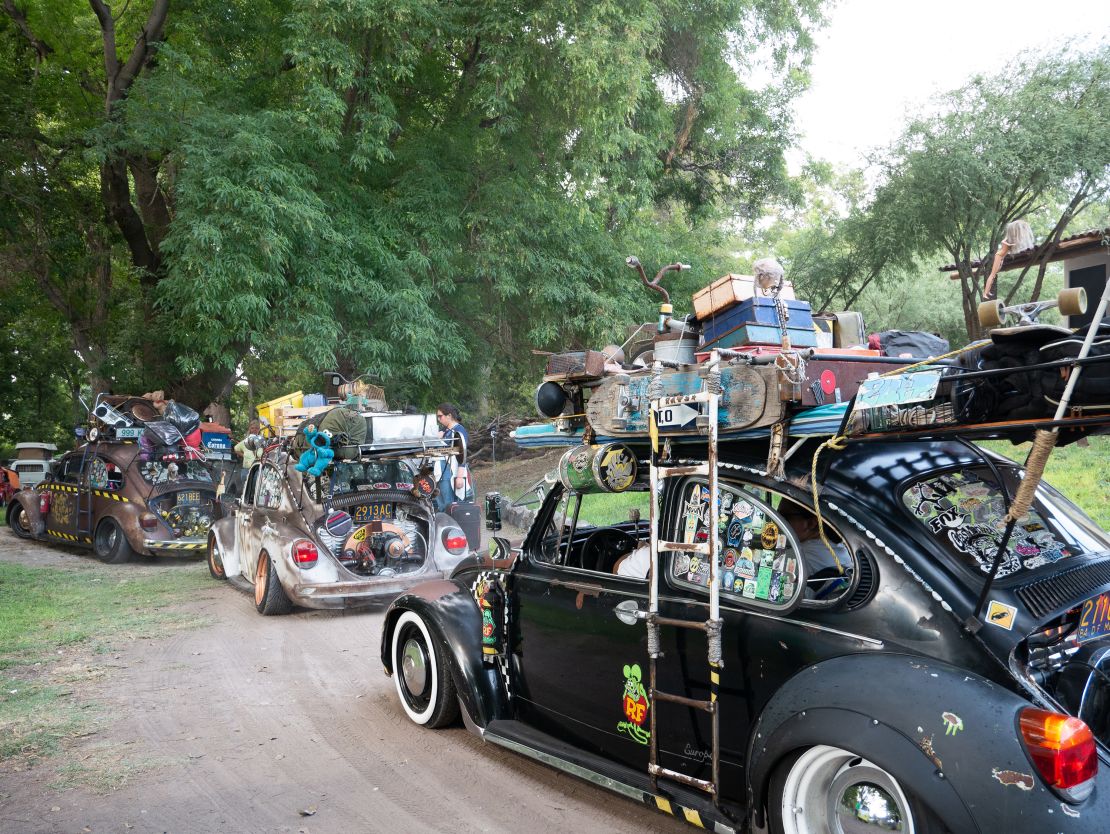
668, 481, 803, 609
902, 468, 1083, 579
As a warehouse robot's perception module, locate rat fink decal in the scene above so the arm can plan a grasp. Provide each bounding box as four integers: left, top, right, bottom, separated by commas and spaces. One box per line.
617, 663, 650, 745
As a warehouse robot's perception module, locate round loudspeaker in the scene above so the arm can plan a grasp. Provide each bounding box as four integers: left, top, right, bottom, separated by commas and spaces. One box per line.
534, 382, 568, 418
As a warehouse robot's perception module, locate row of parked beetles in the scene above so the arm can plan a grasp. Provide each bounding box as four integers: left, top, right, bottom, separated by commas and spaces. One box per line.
7, 391, 1110, 834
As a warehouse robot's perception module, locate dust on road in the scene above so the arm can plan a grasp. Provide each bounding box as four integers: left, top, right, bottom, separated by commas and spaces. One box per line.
0, 530, 688, 834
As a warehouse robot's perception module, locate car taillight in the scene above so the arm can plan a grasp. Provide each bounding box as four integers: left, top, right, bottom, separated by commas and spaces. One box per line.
442, 528, 469, 555
292, 539, 319, 568
39, 493, 50, 514
1018, 707, 1097, 801
139, 513, 159, 530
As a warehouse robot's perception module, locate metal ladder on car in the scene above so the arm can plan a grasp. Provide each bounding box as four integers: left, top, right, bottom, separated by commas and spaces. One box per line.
645, 354, 723, 803
75, 439, 97, 541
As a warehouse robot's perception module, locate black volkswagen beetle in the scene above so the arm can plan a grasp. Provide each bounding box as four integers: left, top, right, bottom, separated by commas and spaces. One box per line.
380, 438, 1110, 833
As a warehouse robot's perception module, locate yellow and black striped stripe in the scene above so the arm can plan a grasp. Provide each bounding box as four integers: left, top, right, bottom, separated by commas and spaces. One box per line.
38, 483, 128, 502
650, 795, 714, 829
46, 529, 92, 544
144, 539, 206, 551
91, 490, 128, 502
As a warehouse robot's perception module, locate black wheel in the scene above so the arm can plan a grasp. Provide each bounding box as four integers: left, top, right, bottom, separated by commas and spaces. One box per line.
391, 610, 459, 728
253, 551, 292, 615
207, 534, 227, 580
8, 503, 32, 539
769, 745, 948, 834
93, 518, 134, 564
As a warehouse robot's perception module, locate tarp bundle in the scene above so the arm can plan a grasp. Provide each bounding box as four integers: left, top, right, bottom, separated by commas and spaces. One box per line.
957, 324, 1110, 423
291, 406, 368, 453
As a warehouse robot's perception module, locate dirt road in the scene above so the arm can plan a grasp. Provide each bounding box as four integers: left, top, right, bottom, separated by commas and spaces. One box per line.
0, 532, 688, 834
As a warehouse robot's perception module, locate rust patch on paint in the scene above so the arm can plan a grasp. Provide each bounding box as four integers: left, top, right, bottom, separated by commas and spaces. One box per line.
991, 768, 1034, 790
918, 734, 942, 770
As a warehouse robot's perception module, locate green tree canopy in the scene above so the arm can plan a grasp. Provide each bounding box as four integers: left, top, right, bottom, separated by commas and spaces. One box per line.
2, 0, 826, 426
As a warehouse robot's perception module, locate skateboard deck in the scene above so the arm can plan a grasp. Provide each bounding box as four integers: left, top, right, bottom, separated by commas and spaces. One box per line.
585, 365, 783, 436
513, 403, 849, 449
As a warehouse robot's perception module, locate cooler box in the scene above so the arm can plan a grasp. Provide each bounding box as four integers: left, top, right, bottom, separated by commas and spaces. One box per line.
364, 413, 439, 442
703, 323, 819, 350
701, 298, 814, 345
201, 431, 233, 451
693, 274, 796, 320
303, 393, 326, 407
448, 502, 482, 550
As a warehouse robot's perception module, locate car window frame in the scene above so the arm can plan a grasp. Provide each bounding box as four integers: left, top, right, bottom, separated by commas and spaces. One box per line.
896, 461, 1106, 587
56, 454, 85, 485
525, 482, 652, 581
661, 475, 812, 615
255, 463, 285, 511
87, 456, 124, 491
241, 463, 261, 507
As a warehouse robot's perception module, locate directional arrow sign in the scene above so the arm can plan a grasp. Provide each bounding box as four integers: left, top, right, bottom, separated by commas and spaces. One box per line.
656, 402, 700, 429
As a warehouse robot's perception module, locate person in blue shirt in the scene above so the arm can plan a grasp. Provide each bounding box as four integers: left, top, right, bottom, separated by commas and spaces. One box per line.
435, 403, 472, 510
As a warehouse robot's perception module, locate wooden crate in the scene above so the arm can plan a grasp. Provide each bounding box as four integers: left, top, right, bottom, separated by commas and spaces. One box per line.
273, 405, 331, 435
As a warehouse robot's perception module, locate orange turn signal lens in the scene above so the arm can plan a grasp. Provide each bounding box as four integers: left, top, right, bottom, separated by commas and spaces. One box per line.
1018, 707, 1097, 799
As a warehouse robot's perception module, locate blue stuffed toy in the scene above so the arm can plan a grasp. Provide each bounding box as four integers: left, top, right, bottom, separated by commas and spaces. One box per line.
295, 425, 335, 477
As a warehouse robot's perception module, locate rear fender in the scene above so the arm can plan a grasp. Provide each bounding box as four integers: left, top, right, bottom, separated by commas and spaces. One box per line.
381, 580, 508, 730
104, 503, 146, 552
747, 653, 1055, 833
210, 518, 240, 577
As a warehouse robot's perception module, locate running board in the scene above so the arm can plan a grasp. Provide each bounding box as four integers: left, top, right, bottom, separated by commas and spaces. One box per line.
482, 720, 738, 834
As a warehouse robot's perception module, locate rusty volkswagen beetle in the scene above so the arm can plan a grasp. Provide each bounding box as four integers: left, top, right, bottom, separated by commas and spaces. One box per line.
7, 440, 217, 562
206, 437, 473, 615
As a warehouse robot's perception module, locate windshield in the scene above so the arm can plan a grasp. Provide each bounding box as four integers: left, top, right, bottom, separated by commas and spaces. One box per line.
139, 459, 213, 485
902, 467, 1109, 581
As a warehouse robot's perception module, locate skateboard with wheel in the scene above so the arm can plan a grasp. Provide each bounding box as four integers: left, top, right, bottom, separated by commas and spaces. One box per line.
978, 287, 1087, 329
585, 364, 783, 436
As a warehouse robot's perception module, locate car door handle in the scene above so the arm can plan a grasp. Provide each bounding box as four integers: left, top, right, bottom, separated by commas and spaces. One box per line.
614, 599, 647, 626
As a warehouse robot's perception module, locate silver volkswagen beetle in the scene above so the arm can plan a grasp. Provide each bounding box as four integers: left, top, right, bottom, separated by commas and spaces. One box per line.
207, 438, 472, 614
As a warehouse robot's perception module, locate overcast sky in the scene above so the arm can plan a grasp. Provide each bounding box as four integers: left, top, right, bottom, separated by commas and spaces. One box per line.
791, 0, 1108, 168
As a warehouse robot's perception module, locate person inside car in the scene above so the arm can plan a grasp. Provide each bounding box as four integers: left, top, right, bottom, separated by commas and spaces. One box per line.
778, 501, 851, 598
612, 541, 651, 579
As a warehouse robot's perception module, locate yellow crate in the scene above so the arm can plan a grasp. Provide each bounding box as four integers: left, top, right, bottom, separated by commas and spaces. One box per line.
256, 391, 303, 426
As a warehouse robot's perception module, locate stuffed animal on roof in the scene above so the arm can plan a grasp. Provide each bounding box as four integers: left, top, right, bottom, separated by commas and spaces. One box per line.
295, 424, 335, 477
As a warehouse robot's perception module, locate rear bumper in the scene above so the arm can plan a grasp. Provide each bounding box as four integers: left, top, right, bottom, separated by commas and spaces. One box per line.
290, 575, 440, 608
144, 538, 207, 555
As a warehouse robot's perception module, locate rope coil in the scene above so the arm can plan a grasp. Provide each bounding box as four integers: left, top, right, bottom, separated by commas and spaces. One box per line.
810, 434, 848, 573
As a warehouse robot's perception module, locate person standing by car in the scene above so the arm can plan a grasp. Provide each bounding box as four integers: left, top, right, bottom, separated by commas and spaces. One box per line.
435, 403, 471, 511
234, 418, 262, 483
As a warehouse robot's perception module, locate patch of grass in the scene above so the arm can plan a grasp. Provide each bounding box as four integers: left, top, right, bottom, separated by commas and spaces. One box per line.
979, 435, 1110, 530
0, 563, 213, 765
0, 564, 212, 668
49, 743, 167, 793
0, 678, 89, 761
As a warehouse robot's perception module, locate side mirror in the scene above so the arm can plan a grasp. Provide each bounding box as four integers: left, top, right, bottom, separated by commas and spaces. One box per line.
220, 494, 241, 510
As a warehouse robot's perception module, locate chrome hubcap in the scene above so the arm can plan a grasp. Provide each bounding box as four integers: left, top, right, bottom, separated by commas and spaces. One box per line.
782, 746, 915, 834
833, 781, 906, 833
401, 637, 428, 697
